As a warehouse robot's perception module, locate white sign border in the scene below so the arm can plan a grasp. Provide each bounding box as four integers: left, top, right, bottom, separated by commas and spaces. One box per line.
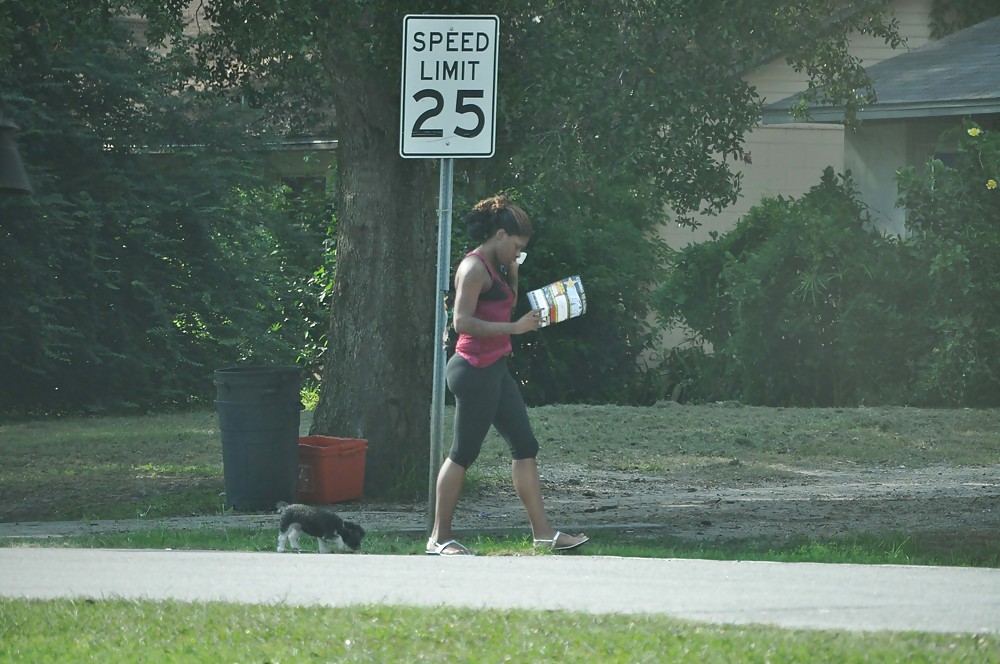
399, 14, 499, 159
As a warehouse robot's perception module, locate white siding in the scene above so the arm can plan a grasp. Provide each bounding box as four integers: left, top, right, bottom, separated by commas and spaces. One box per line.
662, 124, 844, 249
851, 0, 934, 66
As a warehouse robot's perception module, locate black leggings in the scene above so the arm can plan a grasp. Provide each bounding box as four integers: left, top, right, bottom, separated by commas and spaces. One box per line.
446, 354, 539, 468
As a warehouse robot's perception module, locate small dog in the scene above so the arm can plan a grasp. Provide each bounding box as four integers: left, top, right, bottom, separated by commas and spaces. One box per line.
276, 503, 365, 553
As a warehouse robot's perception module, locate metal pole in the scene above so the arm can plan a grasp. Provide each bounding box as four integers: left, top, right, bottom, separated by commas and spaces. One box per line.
428, 157, 454, 533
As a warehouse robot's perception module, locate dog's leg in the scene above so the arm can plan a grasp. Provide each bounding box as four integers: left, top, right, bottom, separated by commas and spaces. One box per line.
318, 538, 331, 554
277, 531, 288, 553
288, 524, 303, 552
332, 534, 346, 551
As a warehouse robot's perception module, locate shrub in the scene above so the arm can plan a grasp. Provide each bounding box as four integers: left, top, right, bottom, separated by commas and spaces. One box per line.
660, 168, 879, 405
895, 120, 1000, 405
658, 119, 1000, 407
0, 11, 334, 414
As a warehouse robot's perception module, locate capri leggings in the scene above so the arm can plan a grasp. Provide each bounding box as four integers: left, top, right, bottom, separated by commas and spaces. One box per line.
446, 353, 540, 468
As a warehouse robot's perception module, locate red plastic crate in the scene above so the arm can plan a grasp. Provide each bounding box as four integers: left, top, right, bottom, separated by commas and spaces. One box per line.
296, 436, 367, 504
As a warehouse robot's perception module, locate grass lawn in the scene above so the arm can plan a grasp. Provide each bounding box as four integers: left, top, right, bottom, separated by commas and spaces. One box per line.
2, 404, 998, 659
2, 599, 998, 663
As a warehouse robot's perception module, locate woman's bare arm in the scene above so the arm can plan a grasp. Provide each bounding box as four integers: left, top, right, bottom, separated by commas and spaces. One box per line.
452, 257, 539, 336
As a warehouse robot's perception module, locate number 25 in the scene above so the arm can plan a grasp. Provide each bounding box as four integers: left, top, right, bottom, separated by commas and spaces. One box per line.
411, 89, 485, 139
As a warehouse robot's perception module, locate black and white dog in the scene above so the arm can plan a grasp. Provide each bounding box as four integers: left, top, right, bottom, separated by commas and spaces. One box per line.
276, 503, 365, 553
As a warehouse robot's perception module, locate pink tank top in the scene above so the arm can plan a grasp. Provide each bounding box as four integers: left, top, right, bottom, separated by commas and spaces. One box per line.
454, 251, 515, 367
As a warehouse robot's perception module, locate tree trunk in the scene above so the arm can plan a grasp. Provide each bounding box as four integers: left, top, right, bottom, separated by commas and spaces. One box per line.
310, 61, 438, 499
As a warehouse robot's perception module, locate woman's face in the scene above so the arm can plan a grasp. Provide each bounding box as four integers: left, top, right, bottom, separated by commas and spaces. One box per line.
496, 230, 529, 265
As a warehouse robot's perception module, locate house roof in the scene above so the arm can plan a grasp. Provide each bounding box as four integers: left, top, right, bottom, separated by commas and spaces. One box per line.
762, 15, 1000, 124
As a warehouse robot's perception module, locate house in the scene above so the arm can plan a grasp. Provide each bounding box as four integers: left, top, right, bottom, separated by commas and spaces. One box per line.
659, 0, 945, 248
762, 13, 1000, 236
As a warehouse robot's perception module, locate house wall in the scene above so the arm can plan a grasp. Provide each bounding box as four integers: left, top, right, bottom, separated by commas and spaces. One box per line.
845, 122, 908, 235
847, 116, 969, 235
660, 123, 845, 249
905, 117, 965, 164
842, 0, 937, 236
847, 0, 934, 64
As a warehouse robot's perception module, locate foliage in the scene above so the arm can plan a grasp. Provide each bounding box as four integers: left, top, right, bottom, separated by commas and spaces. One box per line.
647, 346, 737, 405
0, 2, 333, 413
459, 1, 903, 404
659, 121, 1000, 407
782, 4, 904, 123
130, 1, 908, 497
894, 120, 1000, 405
658, 169, 886, 405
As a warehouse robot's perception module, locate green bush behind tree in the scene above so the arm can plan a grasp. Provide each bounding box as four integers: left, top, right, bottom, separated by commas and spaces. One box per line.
0, 6, 332, 414
657, 121, 1000, 407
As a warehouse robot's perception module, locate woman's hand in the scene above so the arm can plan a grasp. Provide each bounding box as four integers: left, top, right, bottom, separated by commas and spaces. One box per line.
513, 308, 545, 334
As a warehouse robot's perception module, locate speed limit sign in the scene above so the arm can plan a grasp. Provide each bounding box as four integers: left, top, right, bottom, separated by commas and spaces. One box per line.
400, 15, 499, 159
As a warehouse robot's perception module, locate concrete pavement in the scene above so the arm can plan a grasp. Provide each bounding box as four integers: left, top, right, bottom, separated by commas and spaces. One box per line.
2, 547, 998, 634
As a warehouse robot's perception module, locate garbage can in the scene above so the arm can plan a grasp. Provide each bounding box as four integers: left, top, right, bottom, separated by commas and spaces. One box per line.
214, 365, 303, 511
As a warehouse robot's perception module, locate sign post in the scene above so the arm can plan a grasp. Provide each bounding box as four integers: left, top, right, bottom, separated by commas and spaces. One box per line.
399, 15, 499, 534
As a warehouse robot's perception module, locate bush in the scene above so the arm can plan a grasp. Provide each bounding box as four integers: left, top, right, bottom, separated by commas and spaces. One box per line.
656, 131, 1000, 408
660, 168, 881, 405
895, 120, 1000, 405
0, 10, 334, 414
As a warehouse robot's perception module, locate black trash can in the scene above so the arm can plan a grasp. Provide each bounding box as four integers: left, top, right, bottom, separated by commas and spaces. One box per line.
214, 365, 303, 511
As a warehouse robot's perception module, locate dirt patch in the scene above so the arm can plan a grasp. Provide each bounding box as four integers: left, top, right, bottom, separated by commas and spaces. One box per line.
6, 462, 994, 545
432, 462, 1000, 543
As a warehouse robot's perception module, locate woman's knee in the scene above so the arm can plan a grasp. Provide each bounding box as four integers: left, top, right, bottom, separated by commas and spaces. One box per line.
448, 448, 480, 469
510, 436, 539, 461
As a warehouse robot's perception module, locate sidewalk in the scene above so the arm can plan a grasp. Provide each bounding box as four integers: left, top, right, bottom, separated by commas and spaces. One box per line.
2, 547, 999, 634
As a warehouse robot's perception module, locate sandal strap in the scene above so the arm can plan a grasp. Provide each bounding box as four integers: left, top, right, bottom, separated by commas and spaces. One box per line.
427, 539, 472, 555
532, 531, 563, 547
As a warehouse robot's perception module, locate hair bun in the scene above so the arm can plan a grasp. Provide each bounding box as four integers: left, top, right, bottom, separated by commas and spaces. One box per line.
464, 194, 531, 242
473, 194, 511, 215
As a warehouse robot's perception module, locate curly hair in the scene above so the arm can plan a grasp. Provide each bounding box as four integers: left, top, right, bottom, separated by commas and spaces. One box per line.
464, 194, 533, 242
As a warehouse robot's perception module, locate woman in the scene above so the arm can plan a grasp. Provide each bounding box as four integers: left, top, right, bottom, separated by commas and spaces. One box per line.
427, 194, 589, 556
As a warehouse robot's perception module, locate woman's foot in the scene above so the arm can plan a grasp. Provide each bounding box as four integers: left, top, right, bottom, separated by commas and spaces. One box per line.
533, 531, 589, 551
426, 538, 475, 556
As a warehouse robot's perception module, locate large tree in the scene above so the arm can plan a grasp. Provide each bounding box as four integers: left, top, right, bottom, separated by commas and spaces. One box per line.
142, 0, 902, 498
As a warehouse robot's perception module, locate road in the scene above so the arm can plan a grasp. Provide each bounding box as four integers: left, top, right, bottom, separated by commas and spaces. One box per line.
2, 547, 998, 634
